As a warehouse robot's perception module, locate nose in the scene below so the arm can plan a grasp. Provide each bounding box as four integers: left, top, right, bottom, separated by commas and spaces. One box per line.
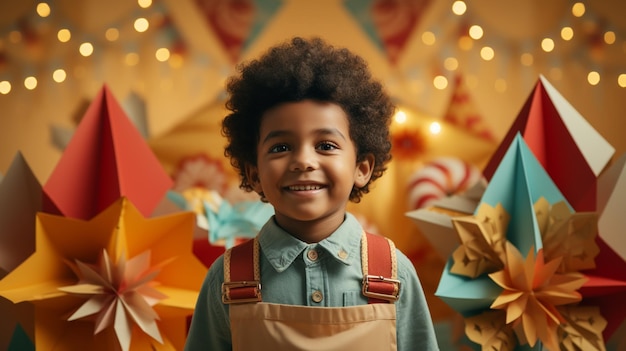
289, 147, 318, 172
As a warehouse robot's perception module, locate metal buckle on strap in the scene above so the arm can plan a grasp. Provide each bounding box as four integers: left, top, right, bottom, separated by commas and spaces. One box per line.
221, 281, 262, 304
362, 275, 401, 302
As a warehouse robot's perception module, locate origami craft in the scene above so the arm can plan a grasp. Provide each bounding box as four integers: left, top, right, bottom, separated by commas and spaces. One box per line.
483, 75, 614, 212
0, 152, 41, 277
0, 197, 207, 351
0, 153, 41, 351
436, 134, 605, 350
43, 85, 173, 220
167, 188, 273, 267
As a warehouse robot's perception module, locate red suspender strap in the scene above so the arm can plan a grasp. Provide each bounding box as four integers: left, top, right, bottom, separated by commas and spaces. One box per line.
222, 233, 399, 304
221, 238, 262, 304
362, 232, 400, 303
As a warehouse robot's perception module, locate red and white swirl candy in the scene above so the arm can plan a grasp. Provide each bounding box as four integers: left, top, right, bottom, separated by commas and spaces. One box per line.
407, 157, 483, 210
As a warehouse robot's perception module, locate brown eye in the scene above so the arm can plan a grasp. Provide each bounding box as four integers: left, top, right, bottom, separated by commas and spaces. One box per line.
317, 142, 338, 151
269, 144, 289, 153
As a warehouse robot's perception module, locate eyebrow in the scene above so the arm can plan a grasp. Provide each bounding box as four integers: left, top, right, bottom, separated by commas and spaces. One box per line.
261, 128, 347, 144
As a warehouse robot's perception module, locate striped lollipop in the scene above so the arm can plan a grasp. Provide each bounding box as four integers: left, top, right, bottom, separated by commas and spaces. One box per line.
407, 157, 483, 210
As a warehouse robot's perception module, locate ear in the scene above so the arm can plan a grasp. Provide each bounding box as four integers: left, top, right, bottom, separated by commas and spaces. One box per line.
244, 164, 263, 194
354, 153, 375, 188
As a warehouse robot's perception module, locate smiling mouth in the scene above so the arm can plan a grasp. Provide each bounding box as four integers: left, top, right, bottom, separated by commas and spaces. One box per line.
286, 185, 323, 191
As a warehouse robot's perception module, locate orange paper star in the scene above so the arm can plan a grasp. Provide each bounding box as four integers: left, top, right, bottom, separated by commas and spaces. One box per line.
0, 197, 207, 351
489, 242, 586, 350
59, 249, 170, 351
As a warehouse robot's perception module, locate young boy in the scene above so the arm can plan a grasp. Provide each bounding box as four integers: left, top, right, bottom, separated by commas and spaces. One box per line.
185, 37, 439, 350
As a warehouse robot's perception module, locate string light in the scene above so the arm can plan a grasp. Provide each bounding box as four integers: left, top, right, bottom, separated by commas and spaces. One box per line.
587, 71, 600, 85
79, 42, 94, 56
480, 46, 494, 61
451, 1, 466, 16
138, 0, 152, 8
36, 3, 51, 17
394, 110, 407, 124
134, 18, 149, 33
604, 31, 616, 45
433, 75, 448, 89
24, 76, 37, 90
429, 122, 442, 134
572, 2, 585, 17
0, 81, 11, 94
53, 69, 67, 83
618, 74, 626, 88
155, 48, 170, 62
541, 38, 555, 52
469, 25, 483, 40
57, 28, 71, 42
561, 27, 574, 41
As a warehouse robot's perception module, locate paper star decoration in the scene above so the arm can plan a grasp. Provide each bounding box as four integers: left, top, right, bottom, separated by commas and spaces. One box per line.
450, 203, 509, 278
0, 197, 207, 351
489, 243, 586, 350
59, 249, 169, 351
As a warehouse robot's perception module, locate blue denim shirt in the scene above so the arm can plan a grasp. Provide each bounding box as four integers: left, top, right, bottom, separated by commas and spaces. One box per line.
185, 213, 439, 350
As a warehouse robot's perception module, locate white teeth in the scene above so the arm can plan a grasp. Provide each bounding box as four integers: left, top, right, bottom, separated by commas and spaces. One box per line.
288, 185, 322, 191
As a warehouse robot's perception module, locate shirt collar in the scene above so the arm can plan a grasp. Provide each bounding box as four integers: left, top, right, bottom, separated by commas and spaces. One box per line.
258, 213, 364, 273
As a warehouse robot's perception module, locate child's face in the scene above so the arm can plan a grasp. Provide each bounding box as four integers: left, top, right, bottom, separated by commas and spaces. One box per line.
246, 100, 374, 237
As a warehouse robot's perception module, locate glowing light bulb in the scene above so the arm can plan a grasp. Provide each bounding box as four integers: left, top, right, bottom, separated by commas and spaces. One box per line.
134, 18, 149, 33
394, 110, 407, 124
24, 76, 38, 90
429, 122, 442, 134
0, 81, 11, 94
587, 71, 600, 85
480, 46, 494, 61
53, 69, 67, 83
452, 1, 466, 15
433, 75, 448, 90
469, 25, 483, 40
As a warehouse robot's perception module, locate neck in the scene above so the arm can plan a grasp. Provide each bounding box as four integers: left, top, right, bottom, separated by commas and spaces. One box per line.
273, 212, 346, 243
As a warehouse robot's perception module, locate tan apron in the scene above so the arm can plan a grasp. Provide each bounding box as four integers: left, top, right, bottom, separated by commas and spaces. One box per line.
222, 233, 400, 351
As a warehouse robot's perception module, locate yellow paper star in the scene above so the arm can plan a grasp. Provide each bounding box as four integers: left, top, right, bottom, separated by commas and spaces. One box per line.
558, 305, 607, 351
464, 310, 516, 351
489, 242, 587, 350
534, 197, 599, 273
0, 197, 207, 351
450, 203, 509, 278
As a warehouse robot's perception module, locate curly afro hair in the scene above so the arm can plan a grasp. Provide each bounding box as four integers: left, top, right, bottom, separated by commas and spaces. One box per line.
222, 37, 394, 202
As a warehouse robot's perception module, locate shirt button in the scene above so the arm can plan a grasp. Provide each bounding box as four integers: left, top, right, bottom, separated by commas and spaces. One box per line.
311, 290, 323, 303
307, 249, 318, 261
338, 249, 348, 260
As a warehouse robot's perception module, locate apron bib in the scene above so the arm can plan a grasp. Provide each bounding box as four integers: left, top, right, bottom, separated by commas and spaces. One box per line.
223, 232, 400, 350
